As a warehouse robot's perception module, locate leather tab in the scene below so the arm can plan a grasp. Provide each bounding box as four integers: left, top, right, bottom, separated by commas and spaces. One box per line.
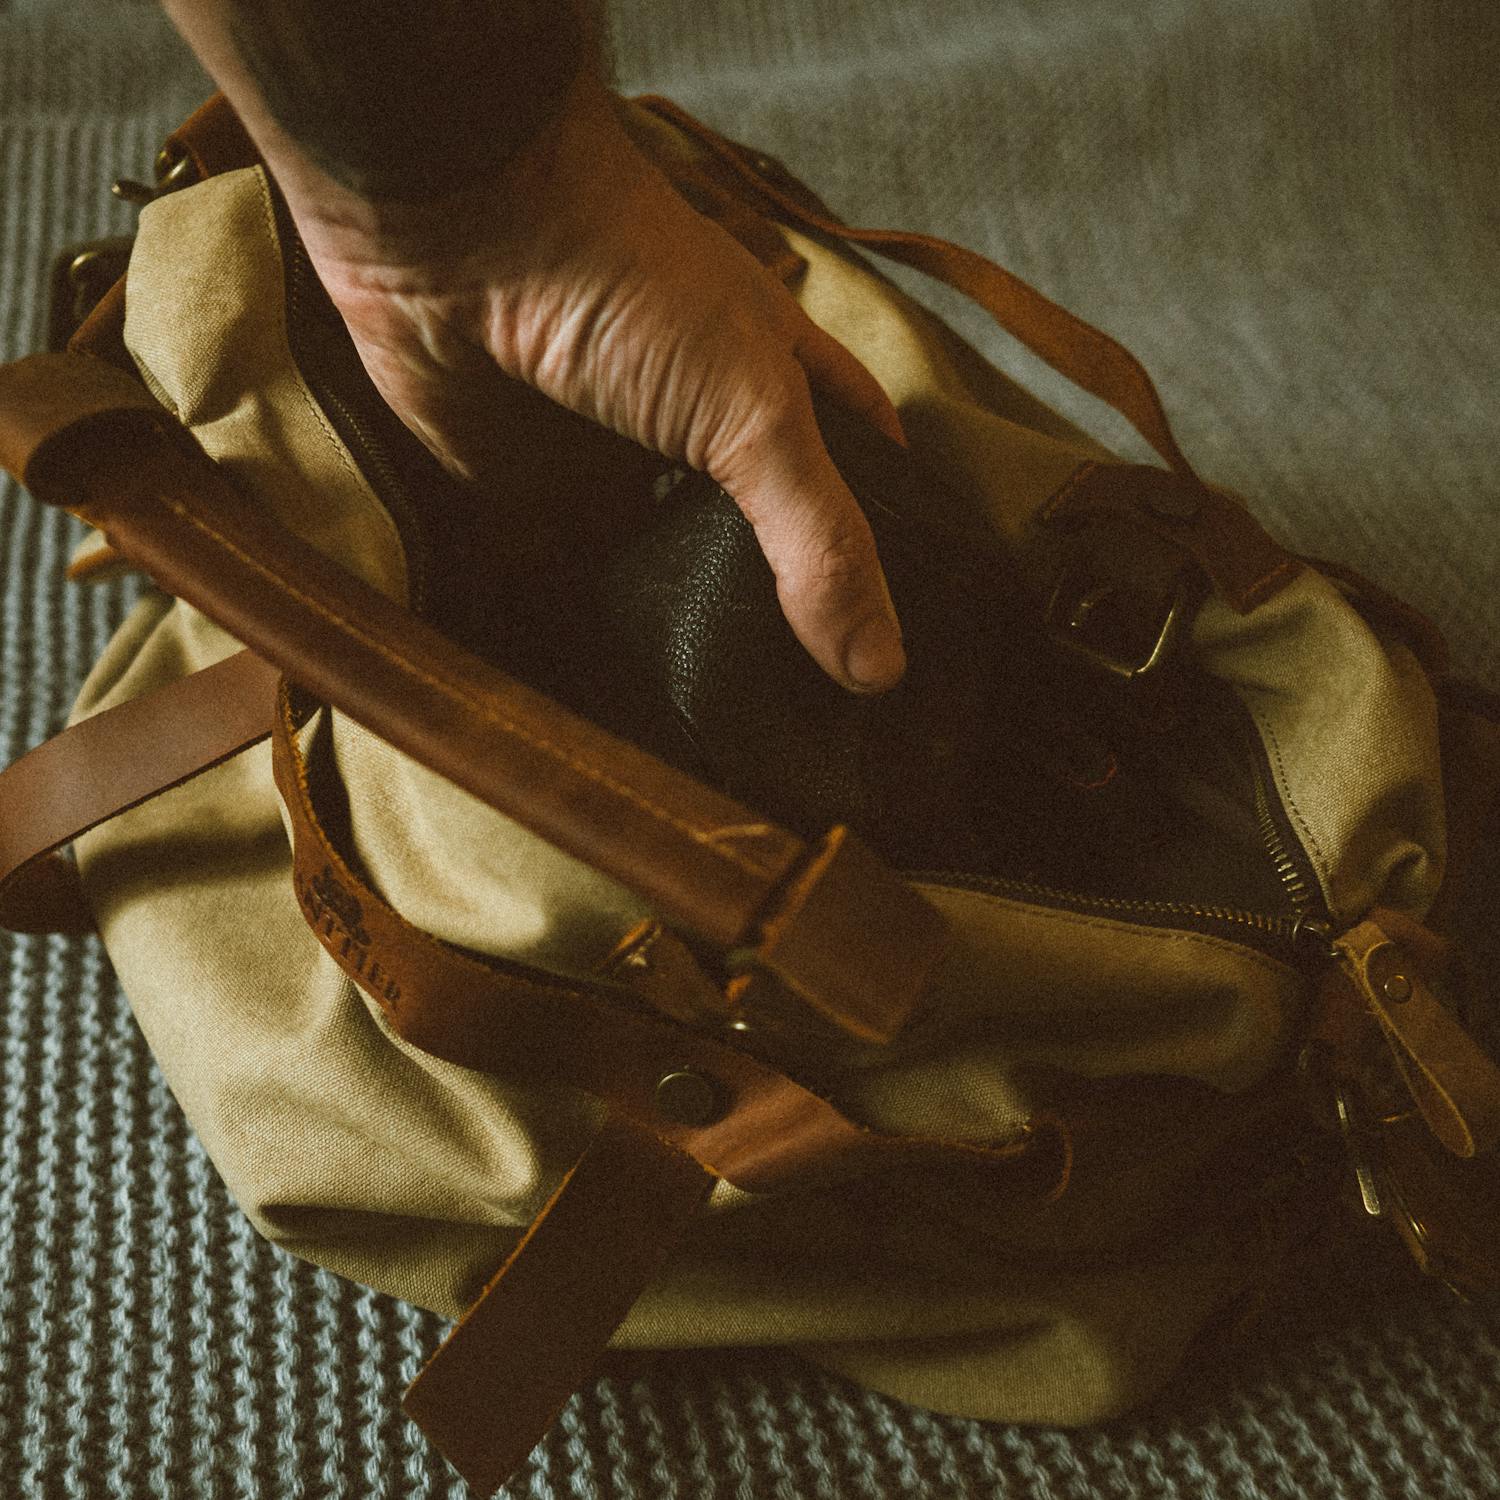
161, 93, 260, 181
1376, 1110, 1500, 1295
602, 919, 733, 1027
66, 273, 132, 371
735, 825, 946, 1045
402, 1116, 712, 1497
1336, 912, 1500, 1159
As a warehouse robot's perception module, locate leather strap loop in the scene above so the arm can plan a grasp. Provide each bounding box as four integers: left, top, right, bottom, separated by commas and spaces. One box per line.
0, 649, 278, 933
160, 92, 260, 182
1335, 911, 1500, 1160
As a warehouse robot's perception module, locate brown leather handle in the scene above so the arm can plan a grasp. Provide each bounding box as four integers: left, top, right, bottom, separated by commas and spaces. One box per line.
0, 352, 945, 1040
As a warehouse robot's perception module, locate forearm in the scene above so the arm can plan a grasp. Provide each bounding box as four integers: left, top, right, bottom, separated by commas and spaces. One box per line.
159, 0, 607, 209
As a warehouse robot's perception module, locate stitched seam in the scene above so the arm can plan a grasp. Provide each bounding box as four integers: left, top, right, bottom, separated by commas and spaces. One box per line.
171, 496, 774, 876
1035, 460, 1099, 525
1235, 555, 1302, 608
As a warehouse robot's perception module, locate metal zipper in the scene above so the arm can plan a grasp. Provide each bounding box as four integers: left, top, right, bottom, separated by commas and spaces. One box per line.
1243, 709, 1317, 918
908, 689, 1335, 966
279, 223, 433, 614
904, 867, 1317, 958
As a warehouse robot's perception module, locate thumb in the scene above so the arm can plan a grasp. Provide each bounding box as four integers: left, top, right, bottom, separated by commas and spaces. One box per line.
710, 381, 906, 694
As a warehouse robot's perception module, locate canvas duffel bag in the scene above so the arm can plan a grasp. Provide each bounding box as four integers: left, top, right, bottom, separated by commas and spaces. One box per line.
2, 93, 1498, 1494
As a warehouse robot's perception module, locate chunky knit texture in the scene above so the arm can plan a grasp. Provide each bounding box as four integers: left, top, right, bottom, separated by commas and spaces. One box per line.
3, 1, 1499, 1495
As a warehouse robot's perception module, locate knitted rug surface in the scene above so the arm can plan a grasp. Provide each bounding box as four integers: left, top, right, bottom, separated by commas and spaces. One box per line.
2, 1, 1498, 1495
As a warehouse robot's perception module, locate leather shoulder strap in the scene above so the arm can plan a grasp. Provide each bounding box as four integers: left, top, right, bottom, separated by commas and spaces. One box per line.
0, 649, 278, 932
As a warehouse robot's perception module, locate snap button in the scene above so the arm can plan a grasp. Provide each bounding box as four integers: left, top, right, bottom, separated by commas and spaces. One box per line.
654, 1069, 726, 1127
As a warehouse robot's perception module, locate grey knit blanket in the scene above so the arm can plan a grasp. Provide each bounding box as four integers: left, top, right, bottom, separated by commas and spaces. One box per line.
2, 1, 1498, 1495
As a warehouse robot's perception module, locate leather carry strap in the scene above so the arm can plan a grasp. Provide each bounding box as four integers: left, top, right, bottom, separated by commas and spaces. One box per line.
637, 97, 1302, 616
401, 1116, 713, 1497
0, 649, 279, 933
0, 352, 944, 1044
638, 94, 1199, 481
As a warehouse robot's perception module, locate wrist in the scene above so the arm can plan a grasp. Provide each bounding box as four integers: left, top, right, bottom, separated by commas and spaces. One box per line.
277, 66, 627, 281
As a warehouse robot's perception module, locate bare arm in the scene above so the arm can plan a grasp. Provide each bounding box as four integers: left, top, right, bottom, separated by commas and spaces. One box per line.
158, 0, 907, 693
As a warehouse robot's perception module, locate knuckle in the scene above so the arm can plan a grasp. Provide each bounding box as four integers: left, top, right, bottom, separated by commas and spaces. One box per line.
797, 518, 880, 598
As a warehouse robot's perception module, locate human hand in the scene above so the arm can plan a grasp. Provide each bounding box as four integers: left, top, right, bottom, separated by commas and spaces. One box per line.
274, 73, 907, 694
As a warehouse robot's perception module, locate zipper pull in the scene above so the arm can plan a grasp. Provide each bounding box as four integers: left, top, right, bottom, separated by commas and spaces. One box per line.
1333, 910, 1500, 1160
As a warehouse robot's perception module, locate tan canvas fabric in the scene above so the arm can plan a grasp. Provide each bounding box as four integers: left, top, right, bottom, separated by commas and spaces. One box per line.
65, 104, 1447, 1425
124, 169, 408, 602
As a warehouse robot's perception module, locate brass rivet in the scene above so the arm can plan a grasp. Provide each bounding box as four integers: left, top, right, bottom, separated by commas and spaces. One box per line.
1383, 973, 1413, 1004
655, 1069, 726, 1127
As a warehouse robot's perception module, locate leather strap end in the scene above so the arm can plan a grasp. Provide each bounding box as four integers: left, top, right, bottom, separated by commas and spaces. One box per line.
0, 851, 94, 935
1038, 462, 1302, 616
66, 273, 132, 370
161, 93, 260, 181
1337, 912, 1500, 1160
740, 824, 946, 1045
0, 649, 278, 937
402, 1117, 713, 1496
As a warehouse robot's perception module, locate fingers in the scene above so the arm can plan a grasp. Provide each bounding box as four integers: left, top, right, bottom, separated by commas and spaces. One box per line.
711, 378, 906, 695
793, 319, 908, 450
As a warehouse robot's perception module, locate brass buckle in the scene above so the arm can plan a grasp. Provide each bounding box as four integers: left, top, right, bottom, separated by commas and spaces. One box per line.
1044, 565, 1198, 683
110, 144, 197, 207
46, 236, 133, 351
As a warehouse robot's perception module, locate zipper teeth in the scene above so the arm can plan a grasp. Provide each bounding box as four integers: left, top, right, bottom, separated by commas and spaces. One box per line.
1243, 714, 1317, 915
283, 240, 430, 610
906, 870, 1299, 940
